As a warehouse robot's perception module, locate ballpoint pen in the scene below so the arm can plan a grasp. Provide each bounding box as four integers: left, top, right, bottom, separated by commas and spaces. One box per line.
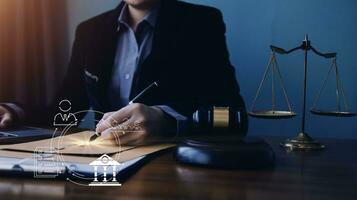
89, 82, 159, 142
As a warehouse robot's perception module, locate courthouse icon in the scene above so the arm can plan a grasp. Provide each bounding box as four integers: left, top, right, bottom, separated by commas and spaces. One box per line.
89, 154, 122, 186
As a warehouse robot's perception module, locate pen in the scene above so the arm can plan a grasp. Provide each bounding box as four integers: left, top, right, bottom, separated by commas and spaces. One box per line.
128, 82, 159, 105
89, 81, 159, 142
89, 131, 101, 142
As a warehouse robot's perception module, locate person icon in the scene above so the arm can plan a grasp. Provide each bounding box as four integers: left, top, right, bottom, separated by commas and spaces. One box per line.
53, 100, 78, 126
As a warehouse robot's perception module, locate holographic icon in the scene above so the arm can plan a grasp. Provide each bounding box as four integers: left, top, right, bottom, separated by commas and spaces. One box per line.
33, 147, 63, 178
89, 154, 122, 186
53, 100, 78, 126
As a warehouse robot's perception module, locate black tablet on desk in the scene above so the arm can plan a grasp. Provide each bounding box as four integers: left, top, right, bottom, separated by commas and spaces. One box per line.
0, 127, 57, 144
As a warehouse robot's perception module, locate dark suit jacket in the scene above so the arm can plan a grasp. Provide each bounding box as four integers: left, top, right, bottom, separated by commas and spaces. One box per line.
23, 0, 248, 134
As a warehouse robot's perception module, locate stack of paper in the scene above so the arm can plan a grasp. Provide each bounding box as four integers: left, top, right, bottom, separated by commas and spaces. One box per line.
0, 131, 175, 178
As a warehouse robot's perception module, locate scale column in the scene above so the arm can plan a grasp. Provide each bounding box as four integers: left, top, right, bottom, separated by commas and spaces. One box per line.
301, 34, 309, 135
282, 35, 325, 150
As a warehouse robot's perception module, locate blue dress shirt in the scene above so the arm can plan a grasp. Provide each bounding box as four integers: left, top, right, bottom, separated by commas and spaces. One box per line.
108, 4, 187, 135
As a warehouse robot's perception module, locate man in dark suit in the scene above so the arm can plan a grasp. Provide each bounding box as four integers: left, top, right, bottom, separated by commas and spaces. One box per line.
0, 0, 246, 144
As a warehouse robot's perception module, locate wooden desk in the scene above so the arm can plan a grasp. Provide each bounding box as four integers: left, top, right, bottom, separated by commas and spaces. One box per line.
0, 136, 356, 200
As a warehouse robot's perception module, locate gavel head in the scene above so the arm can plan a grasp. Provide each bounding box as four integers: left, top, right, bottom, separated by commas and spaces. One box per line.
192, 106, 248, 135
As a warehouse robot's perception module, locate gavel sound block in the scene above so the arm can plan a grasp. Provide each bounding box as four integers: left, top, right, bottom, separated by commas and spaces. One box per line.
175, 107, 275, 169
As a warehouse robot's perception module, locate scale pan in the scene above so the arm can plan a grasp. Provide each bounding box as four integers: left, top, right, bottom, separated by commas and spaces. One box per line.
249, 110, 297, 119
310, 109, 356, 117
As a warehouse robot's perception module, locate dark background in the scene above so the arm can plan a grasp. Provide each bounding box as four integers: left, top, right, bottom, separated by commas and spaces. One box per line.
53, 0, 357, 139
186, 0, 357, 139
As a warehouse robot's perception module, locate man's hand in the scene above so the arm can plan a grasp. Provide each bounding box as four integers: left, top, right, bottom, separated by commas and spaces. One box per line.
96, 103, 176, 145
0, 106, 15, 129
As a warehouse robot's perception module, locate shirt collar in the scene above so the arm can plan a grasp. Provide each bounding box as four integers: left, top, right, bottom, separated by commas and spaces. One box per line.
118, 3, 160, 28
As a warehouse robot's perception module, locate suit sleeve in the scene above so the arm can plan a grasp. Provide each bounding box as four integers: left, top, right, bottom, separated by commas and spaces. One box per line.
190, 9, 248, 134
157, 8, 248, 135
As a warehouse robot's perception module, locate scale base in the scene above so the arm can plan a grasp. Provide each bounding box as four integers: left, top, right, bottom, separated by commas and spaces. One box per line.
281, 132, 325, 151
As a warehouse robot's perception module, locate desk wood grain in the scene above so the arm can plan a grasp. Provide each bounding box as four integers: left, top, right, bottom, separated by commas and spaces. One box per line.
0, 136, 356, 200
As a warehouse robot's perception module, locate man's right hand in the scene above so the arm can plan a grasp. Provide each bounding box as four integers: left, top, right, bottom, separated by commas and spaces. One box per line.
0, 106, 15, 129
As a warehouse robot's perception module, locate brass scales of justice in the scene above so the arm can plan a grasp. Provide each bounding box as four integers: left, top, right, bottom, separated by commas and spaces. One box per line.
249, 35, 355, 151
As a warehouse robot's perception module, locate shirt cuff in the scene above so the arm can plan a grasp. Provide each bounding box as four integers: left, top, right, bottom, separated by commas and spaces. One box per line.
155, 105, 188, 137
0, 103, 25, 122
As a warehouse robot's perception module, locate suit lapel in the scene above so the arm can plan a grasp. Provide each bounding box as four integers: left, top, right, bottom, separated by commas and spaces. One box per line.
130, 0, 180, 100
88, 3, 123, 109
